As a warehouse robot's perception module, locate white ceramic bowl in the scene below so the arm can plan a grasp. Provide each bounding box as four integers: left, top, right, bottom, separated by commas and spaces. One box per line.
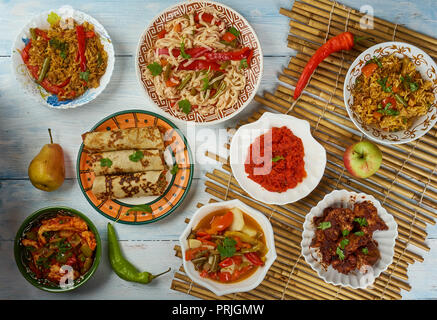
301, 190, 398, 289
229, 112, 326, 205
344, 41, 437, 145
11, 5, 115, 109
135, 0, 263, 125
179, 199, 277, 296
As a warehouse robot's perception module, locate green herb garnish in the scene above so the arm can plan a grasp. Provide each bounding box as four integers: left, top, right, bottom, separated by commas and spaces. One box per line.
147, 62, 163, 76
317, 221, 331, 230
342, 229, 350, 236
354, 231, 365, 236
362, 247, 369, 255
354, 217, 368, 227
49, 38, 68, 58
239, 58, 248, 69
336, 247, 345, 261
170, 164, 179, 175
178, 99, 192, 114
80, 70, 90, 82
228, 26, 240, 37
129, 150, 144, 162
201, 77, 210, 91
180, 39, 191, 59
100, 158, 113, 168
217, 237, 237, 258
339, 238, 349, 249
127, 204, 153, 214
272, 155, 284, 162
376, 77, 392, 93
377, 102, 400, 116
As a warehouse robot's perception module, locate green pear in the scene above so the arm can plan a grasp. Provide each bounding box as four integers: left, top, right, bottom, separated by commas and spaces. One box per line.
28, 129, 65, 192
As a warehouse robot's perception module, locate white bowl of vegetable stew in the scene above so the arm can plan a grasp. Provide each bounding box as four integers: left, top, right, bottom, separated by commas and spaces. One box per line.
179, 199, 276, 296
344, 42, 437, 144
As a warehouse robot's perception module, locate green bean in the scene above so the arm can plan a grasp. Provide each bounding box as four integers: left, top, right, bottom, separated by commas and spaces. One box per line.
394, 93, 408, 106
192, 256, 207, 265
37, 56, 51, 83
177, 74, 192, 90
163, 63, 172, 81
107, 223, 171, 284
80, 244, 93, 257
211, 82, 226, 99
210, 254, 219, 272
29, 28, 37, 40
194, 250, 209, 259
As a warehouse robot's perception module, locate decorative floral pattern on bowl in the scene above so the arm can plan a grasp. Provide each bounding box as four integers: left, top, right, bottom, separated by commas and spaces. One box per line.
11, 6, 115, 109
301, 190, 398, 289
343, 42, 437, 144
135, 0, 263, 125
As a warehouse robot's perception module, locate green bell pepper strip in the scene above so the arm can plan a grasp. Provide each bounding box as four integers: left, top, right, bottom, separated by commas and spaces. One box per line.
107, 223, 171, 284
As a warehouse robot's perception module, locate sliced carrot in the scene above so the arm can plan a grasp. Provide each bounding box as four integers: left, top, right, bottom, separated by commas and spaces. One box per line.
373, 111, 383, 120
222, 31, 237, 42
166, 77, 180, 87
174, 23, 182, 32
160, 59, 168, 66
361, 63, 378, 77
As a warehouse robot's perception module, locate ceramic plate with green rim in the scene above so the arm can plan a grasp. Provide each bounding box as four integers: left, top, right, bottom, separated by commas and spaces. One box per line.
77, 110, 194, 225
14, 206, 102, 292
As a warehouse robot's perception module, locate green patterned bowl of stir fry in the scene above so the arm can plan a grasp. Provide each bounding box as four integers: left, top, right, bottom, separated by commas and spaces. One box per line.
14, 206, 101, 292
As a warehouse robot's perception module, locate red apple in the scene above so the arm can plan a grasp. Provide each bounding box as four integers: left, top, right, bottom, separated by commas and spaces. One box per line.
343, 141, 382, 178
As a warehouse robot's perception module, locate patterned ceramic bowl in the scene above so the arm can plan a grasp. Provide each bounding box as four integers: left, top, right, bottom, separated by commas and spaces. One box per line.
344, 42, 437, 144
301, 190, 397, 289
135, 0, 263, 125
11, 6, 115, 109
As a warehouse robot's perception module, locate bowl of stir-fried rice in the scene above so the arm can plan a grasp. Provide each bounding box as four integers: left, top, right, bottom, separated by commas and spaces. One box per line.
11, 6, 115, 109
344, 42, 437, 144
135, 0, 263, 125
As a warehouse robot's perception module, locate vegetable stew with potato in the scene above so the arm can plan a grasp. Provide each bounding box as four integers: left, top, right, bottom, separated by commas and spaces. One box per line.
184, 207, 267, 283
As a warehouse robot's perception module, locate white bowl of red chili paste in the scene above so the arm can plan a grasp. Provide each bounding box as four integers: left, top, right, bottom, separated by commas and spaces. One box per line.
230, 112, 326, 205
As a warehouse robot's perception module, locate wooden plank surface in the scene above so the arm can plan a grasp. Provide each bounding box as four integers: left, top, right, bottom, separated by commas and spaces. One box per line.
0, 0, 436, 300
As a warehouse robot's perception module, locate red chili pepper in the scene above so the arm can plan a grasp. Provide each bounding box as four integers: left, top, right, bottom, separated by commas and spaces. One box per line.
178, 59, 222, 72
219, 257, 234, 268
199, 239, 217, 248
194, 12, 214, 24
232, 255, 243, 266
204, 47, 252, 61
218, 271, 232, 282
20, 40, 32, 64
40, 79, 66, 96
157, 29, 167, 39
34, 28, 50, 41
57, 77, 71, 88
200, 269, 209, 278
244, 252, 264, 266
293, 31, 356, 100
75, 25, 87, 71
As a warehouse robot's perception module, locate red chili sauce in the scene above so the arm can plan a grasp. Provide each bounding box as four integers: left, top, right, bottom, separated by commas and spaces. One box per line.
244, 126, 306, 193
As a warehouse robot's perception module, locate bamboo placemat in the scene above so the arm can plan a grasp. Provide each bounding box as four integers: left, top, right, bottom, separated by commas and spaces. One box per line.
170, 0, 437, 300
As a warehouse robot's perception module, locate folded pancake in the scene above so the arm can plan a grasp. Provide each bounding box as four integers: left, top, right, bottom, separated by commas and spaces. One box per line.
91, 171, 167, 200
90, 149, 165, 176
82, 127, 164, 153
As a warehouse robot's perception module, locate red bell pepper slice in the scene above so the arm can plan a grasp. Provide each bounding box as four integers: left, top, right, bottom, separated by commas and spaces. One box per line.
75, 25, 87, 71
34, 28, 50, 41
222, 31, 237, 42
21, 40, 32, 64
204, 47, 252, 61
244, 252, 264, 266
157, 29, 167, 39
57, 77, 71, 88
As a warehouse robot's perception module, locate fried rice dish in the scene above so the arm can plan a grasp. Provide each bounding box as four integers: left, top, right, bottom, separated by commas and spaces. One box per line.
351, 54, 434, 132
20, 16, 108, 101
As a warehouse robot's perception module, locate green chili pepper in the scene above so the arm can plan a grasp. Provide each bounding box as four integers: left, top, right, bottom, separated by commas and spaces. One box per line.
107, 223, 171, 284
394, 93, 408, 106
177, 73, 192, 90
37, 56, 51, 83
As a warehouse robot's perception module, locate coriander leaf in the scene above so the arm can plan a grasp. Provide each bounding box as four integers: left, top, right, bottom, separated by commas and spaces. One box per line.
336, 247, 345, 261
201, 77, 209, 91
47, 12, 61, 26
354, 231, 365, 236
409, 81, 419, 92
217, 237, 236, 258
228, 26, 240, 37
362, 247, 369, 255
147, 62, 163, 76
272, 155, 284, 162
239, 58, 248, 69
339, 238, 349, 249
342, 229, 350, 236
127, 204, 152, 214
60, 51, 67, 59
100, 158, 113, 168
317, 221, 331, 230
80, 70, 90, 82
180, 40, 191, 59
178, 99, 192, 114
129, 150, 144, 162
354, 217, 368, 227
170, 164, 179, 175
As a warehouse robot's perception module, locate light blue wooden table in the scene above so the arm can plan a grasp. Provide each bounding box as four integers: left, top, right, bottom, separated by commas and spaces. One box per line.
0, 0, 436, 300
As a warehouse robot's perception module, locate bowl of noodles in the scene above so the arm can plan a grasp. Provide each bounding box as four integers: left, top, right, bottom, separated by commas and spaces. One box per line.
344, 42, 437, 144
11, 6, 115, 109
135, 0, 263, 125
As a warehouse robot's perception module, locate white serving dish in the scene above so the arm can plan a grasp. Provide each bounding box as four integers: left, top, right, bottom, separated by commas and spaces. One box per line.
179, 199, 277, 296
11, 5, 115, 109
229, 112, 326, 205
301, 189, 398, 289
344, 41, 437, 145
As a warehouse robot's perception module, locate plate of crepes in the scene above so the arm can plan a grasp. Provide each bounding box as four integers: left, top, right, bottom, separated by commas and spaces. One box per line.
230, 112, 326, 205
77, 110, 194, 224
136, 0, 263, 124
301, 190, 397, 289
11, 5, 114, 108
